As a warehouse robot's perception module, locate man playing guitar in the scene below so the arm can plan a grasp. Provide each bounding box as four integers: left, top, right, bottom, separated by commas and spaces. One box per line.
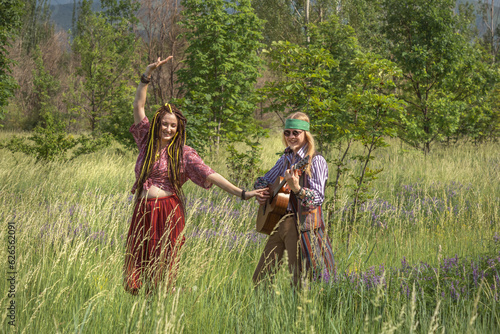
253, 112, 335, 286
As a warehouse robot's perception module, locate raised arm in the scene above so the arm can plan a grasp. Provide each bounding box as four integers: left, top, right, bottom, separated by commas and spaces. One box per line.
133, 56, 173, 125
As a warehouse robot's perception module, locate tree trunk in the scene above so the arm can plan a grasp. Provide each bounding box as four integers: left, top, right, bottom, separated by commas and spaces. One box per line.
304, 0, 310, 43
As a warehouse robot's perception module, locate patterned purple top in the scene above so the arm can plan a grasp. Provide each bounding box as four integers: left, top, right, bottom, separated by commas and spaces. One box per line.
130, 117, 216, 194
254, 145, 328, 210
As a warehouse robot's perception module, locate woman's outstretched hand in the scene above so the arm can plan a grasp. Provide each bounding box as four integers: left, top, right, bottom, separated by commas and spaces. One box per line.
245, 188, 267, 201
205, 173, 269, 201
144, 56, 173, 76
254, 187, 270, 205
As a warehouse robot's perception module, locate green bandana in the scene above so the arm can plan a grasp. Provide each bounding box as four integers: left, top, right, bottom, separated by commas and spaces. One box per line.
284, 119, 310, 131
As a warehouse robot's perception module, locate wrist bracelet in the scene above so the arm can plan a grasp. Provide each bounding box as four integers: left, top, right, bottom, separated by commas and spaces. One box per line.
140, 73, 151, 84
240, 189, 246, 200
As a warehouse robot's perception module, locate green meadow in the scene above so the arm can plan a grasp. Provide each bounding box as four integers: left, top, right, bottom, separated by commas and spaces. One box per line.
1, 132, 499, 333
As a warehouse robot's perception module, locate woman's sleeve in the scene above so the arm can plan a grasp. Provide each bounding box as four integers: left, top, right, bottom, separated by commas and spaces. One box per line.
129, 116, 150, 149
184, 147, 216, 189
300, 155, 328, 209
254, 154, 286, 189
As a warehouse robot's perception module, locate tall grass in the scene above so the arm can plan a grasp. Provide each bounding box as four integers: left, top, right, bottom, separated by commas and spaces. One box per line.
0, 134, 499, 333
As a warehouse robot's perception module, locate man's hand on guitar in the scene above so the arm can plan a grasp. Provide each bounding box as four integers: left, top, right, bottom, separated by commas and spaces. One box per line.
284, 167, 301, 194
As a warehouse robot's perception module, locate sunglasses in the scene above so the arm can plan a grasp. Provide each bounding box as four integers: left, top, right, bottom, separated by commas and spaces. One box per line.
283, 130, 303, 137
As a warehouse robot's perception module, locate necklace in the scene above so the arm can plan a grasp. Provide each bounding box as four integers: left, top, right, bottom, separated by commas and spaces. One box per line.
156, 145, 166, 161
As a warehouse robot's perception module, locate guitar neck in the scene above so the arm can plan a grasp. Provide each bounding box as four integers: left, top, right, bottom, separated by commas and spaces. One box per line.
270, 155, 309, 199
272, 179, 288, 198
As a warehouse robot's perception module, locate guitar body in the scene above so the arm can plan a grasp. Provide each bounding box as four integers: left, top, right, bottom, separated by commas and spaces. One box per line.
256, 177, 291, 235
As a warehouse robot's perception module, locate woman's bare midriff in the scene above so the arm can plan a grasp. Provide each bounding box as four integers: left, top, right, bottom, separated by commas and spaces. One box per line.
140, 185, 173, 199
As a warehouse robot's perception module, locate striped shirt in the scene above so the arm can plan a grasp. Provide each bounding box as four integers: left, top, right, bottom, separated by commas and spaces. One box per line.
254, 145, 328, 210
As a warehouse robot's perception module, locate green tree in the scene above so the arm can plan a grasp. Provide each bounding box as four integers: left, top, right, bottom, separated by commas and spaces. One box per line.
69, 0, 138, 134
3, 0, 63, 131
19, 0, 53, 55
251, 0, 304, 45
101, 0, 138, 25
25, 46, 60, 129
453, 76, 500, 144
252, 0, 349, 46
0, 0, 24, 121
261, 17, 361, 149
177, 0, 266, 152
334, 0, 386, 52
261, 17, 406, 240
383, 0, 498, 153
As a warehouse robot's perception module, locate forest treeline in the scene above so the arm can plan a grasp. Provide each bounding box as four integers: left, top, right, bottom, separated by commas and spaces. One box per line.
2, 0, 500, 151
1, 0, 499, 159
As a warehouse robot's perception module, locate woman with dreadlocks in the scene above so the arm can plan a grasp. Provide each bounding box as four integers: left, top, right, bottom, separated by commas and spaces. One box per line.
124, 56, 265, 294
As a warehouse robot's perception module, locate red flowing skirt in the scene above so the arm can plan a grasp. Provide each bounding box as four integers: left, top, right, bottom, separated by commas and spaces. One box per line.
123, 195, 185, 294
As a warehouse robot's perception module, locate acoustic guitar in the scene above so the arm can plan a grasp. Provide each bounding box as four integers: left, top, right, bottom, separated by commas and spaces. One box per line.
255, 155, 310, 235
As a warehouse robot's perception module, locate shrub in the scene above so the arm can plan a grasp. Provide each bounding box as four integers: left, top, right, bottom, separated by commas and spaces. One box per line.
1, 111, 111, 162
